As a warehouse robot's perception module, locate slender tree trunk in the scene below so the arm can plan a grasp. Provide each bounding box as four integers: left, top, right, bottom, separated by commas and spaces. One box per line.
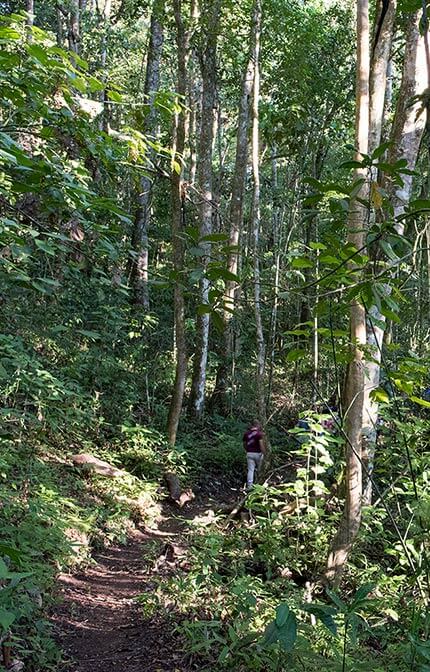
187, 75, 201, 187
368, 0, 397, 153
250, 0, 265, 423
387, 11, 428, 227
56, 3, 64, 46
266, 149, 283, 410
210, 3, 257, 413
130, 0, 165, 309
166, 0, 191, 445
26, 0, 34, 27
99, 0, 113, 133
362, 0, 397, 505
188, 0, 221, 419
325, 0, 370, 587
68, 0, 80, 54
363, 10, 428, 501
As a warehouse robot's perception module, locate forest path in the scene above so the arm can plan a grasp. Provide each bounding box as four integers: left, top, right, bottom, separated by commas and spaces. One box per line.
51, 488, 237, 672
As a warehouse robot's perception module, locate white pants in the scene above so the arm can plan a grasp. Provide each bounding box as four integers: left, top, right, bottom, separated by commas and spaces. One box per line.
247, 452, 263, 488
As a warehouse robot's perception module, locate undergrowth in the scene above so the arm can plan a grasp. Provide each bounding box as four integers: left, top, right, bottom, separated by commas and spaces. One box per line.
0, 433, 163, 671
138, 420, 430, 672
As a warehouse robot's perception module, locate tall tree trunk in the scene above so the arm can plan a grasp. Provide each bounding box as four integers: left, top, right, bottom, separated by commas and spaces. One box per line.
387, 11, 428, 226
188, 0, 221, 419
26, 0, 34, 28
250, 0, 265, 423
210, 3, 257, 414
361, 0, 397, 505
130, 0, 165, 309
325, 0, 370, 587
368, 0, 397, 153
363, 9, 428, 503
166, 0, 192, 445
266, 149, 283, 411
68, 0, 80, 54
56, 3, 64, 46
99, 0, 113, 133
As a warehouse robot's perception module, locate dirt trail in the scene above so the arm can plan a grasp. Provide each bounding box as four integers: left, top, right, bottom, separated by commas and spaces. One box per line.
51, 494, 234, 672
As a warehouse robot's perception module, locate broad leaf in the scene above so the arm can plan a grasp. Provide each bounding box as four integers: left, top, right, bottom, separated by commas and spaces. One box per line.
0, 609, 15, 632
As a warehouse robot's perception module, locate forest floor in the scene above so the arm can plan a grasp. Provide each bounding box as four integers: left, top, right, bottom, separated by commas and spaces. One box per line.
51, 483, 239, 672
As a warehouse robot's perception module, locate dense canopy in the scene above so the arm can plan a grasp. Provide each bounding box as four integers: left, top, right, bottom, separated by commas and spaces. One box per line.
1, 0, 430, 670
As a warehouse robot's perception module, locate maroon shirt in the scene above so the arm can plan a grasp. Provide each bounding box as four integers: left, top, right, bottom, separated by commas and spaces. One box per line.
243, 427, 263, 453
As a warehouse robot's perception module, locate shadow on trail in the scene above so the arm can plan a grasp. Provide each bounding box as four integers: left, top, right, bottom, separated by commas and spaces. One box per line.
50, 488, 238, 672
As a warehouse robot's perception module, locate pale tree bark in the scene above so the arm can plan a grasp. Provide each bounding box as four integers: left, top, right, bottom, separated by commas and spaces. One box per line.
326, 0, 370, 587
188, 0, 221, 419
187, 74, 201, 187
266, 149, 284, 410
130, 0, 165, 309
210, 4, 256, 414
363, 9, 428, 503
166, 0, 192, 445
387, 11, 428, 226
250, 0, 265, 424
362, 0, 397, 505
368, 0, 397, 153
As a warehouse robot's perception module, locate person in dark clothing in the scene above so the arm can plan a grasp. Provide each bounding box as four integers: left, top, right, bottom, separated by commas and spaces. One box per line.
243, 420, 265, 489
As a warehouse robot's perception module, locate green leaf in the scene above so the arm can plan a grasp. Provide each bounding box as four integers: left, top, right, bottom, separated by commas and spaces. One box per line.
197, 304, 212, 315
319, 255, 339, 265
35, 240, 56, 255
351, 582, 375, 605
0, 27, 21, 40
107, 90, 123, 102
303, 194, 323, 206
76, 329, 102, 340
285, 329, 310, 337
263, 612, 298, 651
0, 545, 21, 564
276, 603, 290, 627
370, 388, 389, 403
326, 588, 347, 612
27, 43, 48, 64
278, 612, 297, 651
410, 396, 430, 408
379, 240, 398, 261
292, 256, 314, 269
263, 621, 279, 646
211, 310, 225, 332
0, 609, 15, 632
200, 233, 229, 242
380, 306, 401, 323
409, 199, 430, 211
207, 267, 239, 283
340, 160, 364, 169
287, 348, 306, 362
218, 646, 230, 663
0, 559, 9, 579
302, 603, 338, 636
371, 141, 392, 160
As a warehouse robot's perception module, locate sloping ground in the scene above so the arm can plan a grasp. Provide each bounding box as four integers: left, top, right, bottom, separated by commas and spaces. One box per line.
51, 496, 233, 672
52, 528, 182, 672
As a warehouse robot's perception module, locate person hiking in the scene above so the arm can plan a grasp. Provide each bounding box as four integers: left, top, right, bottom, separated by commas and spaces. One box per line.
243, 420, 266, 489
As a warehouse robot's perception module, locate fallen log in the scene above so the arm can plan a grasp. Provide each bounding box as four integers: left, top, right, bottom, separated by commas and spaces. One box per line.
71, 453, 125, 477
